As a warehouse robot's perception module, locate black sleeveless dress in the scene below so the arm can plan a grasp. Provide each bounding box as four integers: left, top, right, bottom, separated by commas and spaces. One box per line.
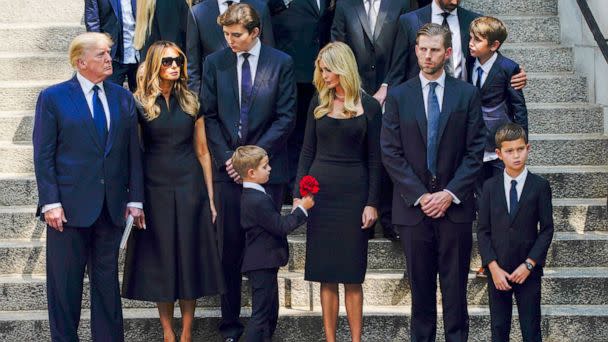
122, 95, 224, 301
294, 93, 382, 283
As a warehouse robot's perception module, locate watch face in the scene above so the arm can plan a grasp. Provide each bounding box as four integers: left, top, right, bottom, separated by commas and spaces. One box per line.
526, 262, 533, 270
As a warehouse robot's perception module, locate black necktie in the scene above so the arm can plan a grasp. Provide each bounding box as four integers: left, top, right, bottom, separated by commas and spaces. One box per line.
475, 67, 483, 89
92, 85, 108, 147
441, 12, 454, 77
239, 52, 252, 142
509, 180, 518, 219
441, 12, 450, 28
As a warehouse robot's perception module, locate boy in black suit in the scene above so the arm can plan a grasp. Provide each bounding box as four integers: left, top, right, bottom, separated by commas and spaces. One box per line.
477, 123, 554, 342
232, 145, 315, 342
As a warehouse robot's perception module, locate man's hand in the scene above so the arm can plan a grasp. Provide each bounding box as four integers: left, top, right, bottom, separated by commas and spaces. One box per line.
488, 261, 512, 291
421, 191, 452, 218
300, 195, 315, 210
125, 207, 146, 229
509, 260, 534, 284
44, 207, 67, 232
510, 66, 527, 90
361, 206, 378, 229
372, 85, 388, 105
225, 158, 242, 184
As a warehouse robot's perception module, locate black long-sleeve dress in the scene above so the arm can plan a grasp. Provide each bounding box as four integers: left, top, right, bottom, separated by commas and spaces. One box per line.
122, 95, 224, 301
293, 92, 382, 283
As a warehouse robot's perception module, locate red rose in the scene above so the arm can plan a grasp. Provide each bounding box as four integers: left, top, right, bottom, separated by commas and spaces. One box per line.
299, 175, 320, 197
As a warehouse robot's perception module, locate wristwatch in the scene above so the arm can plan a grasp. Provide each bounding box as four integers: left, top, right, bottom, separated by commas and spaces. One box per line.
524, 260, 534, 271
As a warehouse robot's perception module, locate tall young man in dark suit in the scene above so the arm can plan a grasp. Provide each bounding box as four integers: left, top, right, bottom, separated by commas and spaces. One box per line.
477, 123, 554, 342
331, 0, 414, 240
186, 0, 275, 95
381, 24, 485, 342
33, 32, 144, 341
85, 0, 139, 91
201, 4, 297, 341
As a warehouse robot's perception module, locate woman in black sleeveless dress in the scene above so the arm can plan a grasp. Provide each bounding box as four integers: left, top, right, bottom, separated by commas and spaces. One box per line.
293, 42, 381, 342
122, 41, 224, 342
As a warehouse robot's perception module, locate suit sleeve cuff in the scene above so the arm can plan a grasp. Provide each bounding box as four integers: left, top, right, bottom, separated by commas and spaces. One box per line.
296, 205, 308, 217
414, 195, 424, 206
443, 189, 461, 204
41, 203, 62, 213
127, 202, 143, 209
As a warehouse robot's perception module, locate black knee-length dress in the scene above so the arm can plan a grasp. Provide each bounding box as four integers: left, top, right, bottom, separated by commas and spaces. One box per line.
122, 95, 224, 301
293, 93, 381, 284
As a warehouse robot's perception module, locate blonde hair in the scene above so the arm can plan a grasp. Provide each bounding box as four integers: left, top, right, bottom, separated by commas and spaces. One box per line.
312, 42, 361, 119
68, 32, 113, 68
134, 41, 199, 121
470, 16, 508, 48
217, 3, 260, 32
134, 0, 192, 50
232, 145, 268, 178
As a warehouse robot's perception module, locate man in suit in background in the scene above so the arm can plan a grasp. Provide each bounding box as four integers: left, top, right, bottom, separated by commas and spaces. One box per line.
266, 0, 334, 199
85, 0, 139, 91
331, 0, 414, 241
381, 24, 485, 341
187, 0, 275, 95
201, 4, 296, 341
33, 32, 144, 341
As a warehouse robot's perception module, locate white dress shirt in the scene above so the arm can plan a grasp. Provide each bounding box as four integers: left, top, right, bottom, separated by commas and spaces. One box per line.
243, 182, 308, 216
120, 0, 139, 63
237, 39, 261, 106
431, 1, 463, 79
473, 52, 500, 162
218, 0, 241, 15
503, 167, 528, 213
41, 73, 142, 213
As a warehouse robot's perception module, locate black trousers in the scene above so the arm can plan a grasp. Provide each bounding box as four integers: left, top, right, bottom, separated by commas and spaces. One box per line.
108, 61, 138, 92
46, 204, 124, 342
216, 181, 284, 339
379, 165, 396, 235
487, 273, 542, 342
397, 217, 472, 342
245, 268, 280, 342
287, 82, 316, 196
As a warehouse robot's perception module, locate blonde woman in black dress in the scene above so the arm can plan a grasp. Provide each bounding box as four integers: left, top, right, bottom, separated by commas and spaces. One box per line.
293, 42, 381, 342
122, 41, 224, 342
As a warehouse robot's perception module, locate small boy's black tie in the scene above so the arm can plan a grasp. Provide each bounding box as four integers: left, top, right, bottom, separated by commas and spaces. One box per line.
509, 180, 518, 219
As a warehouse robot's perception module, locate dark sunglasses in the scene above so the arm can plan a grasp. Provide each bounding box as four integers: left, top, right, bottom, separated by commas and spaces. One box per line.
161, 56, 184, 67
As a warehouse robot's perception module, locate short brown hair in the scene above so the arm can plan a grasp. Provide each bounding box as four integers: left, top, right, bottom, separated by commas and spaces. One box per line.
470, 16, 508, 48
217, 3, 260, 33
416, 23, 452, 49
232, 145, 267, 178
495, 123, 528, 148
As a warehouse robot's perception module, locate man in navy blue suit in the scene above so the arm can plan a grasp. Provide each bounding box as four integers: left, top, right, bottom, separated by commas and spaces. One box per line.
33, 32, 144, 341
85, 0, 139, 91
381, 24, 485, 342
201, 4, 296, 341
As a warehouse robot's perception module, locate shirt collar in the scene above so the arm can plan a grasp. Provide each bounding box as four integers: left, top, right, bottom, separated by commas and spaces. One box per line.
504, 166, 528, 185
237, 38, 261, 59
432, 1, 458, 18
474, 52, 498, 74
243, 181, 266, 193
419, 70, 446, 90
76, 72, 105, 95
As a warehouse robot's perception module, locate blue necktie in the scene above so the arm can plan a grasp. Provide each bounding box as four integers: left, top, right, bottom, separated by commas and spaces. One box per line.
239, 52, 252, 142
475, 67, 483, 89
427, 82, 440, 176
92, 85, 108, 147
509, 180, 518, 219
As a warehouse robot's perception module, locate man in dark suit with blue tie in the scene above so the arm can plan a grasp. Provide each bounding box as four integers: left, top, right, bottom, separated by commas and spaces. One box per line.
186, 0, 275, 96
33, 32, 144, 341
381, 23, 485, 342
201, 4, 296, 341
85, 0, 139, 91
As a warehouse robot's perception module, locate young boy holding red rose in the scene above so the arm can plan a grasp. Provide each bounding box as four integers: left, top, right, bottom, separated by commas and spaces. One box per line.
232, 145, 315, 341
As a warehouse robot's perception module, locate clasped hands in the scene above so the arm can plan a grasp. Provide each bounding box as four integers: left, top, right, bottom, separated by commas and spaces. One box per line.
419, 191, 453, 218
488, 259, 536, 291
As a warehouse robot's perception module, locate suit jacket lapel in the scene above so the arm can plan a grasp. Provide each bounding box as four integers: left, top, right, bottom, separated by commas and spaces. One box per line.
247, 46, 271, 114
67, 78, 103, 152
437, 76, 455, 142
355, 2, 374, 43
457, 8, 470, 59
103, 82, 121, 156
410, 78, 427, 146
109, 0, 122, 23
496, 173, 509, 216
130, 0, 136, 17
510, 172, 534, 223
209, 1, 228, 49
373, 0, 390, 41
481, 53, 502, 92
418, 5, 432, 28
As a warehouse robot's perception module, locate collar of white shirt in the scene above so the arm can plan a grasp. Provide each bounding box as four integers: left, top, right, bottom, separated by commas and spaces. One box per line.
243, 181, 266, 194
431, 1, 458, 19
504, 166, 528, 188
419, 70, 446, 90
237, 38, 261, 60
76, 72, 104, 95
474, 52, 498, 75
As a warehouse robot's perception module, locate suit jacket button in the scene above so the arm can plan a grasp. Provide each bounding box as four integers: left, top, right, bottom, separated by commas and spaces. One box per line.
100, 179, 105, 184
371, 65, 376, 70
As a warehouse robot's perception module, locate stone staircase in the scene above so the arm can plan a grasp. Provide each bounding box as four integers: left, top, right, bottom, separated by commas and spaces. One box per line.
0, 0, 607, 340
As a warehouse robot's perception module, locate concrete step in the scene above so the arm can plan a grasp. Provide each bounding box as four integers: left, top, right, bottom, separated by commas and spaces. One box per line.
1, 267, 606, 311
1, 305, 607, 341
527, 134, 608, 166
501, 43, 573, 73
527, 103, 605, 134
0, 52, 73, 81
1, 232, 606, 275
0, 80, 60, 112
0, 0, 82, 24
500, 16, 560, 44
0, 111, 33, 143
0, 23, 84, 53
530, 165, 608, 198
524, 72, 588, 103
463, 0, 558, 16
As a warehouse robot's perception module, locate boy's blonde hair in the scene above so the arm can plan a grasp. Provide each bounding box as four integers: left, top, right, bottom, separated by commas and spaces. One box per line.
495, 123, 528, 149
232, 145, 268, 178
470, 16, 508, 48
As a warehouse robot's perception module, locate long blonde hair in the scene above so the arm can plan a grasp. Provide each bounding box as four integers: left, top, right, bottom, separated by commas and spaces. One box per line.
312, 42, 362, 119
133, 0, 192, 50
134, 41, 199, 121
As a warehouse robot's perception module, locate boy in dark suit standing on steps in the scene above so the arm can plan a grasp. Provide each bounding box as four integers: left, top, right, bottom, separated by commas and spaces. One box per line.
232, 145, 314, 342
477, 123, 554, 342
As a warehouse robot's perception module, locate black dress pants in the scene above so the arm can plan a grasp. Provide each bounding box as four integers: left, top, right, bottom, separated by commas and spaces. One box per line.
397, 217, 472, 342
46, 204, 124, 342
245, 268, 280, 342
